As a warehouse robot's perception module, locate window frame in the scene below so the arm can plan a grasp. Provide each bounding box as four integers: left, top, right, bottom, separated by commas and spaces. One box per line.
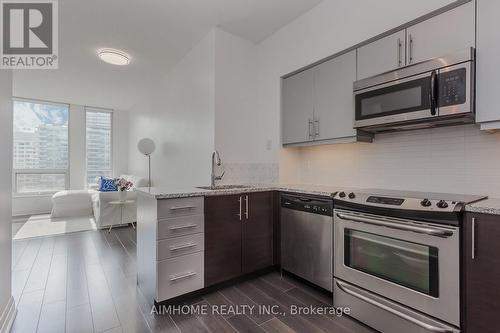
84, 106, 114, 187
12, 97, 70, 196
13, 169, 69, 196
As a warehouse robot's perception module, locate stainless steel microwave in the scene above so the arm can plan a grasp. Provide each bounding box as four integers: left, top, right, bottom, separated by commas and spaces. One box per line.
354, 48, 475, 133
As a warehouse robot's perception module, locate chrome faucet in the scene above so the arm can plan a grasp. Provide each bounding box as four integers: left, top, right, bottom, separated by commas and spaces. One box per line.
211, 150, 225, 188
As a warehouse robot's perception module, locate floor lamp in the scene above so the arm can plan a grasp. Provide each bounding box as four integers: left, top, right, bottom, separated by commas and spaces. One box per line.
137, 138, 156, 190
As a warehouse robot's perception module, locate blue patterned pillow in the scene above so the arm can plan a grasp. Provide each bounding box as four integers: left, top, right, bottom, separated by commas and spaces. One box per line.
99, 177, 117, 192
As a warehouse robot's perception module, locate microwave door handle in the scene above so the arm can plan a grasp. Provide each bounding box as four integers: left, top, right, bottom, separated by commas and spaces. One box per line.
430, 70, 438, 116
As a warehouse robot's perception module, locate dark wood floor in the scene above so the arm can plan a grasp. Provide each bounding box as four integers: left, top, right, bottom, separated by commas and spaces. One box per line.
11, 226, 375, 333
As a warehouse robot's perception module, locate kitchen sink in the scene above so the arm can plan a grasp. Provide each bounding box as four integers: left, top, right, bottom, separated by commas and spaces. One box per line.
196, 185, 253, 190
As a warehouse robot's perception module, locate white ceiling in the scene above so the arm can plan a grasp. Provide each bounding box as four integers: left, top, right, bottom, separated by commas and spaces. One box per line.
13, 0, 323, 110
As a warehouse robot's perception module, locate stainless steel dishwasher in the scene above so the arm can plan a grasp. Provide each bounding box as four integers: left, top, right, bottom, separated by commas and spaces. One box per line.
281, 193, 333, 291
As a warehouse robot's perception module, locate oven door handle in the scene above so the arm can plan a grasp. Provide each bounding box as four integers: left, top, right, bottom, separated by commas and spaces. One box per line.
336, 212, 454, 238
336, 281, 453, 333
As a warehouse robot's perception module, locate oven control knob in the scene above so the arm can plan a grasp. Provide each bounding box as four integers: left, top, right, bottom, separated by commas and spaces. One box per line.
421, 199, 432, 207
348, 192, 356, 199
437, 200, 449, 209
339, 192, 346, 198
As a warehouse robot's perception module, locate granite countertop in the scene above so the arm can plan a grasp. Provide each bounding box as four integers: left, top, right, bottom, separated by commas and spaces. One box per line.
134, 183, 348, 199
135, 185, 500, 216
465, 198, 500, 216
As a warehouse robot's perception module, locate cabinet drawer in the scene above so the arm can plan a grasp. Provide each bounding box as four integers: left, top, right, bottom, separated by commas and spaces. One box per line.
157, 215, 204, 240
158, 197, 204, 219
156, 252, 204, 301
157, 233, 204, 260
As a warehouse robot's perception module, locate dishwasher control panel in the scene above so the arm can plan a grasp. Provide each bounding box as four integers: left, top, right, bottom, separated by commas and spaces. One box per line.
281, 194, 333, 217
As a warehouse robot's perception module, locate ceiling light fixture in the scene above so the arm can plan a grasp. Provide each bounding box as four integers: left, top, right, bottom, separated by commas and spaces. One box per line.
97, 48, 131, 66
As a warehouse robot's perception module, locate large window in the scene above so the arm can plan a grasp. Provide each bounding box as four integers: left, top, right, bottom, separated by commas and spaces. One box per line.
13, 99, 69, 194
86, 108, 113, 185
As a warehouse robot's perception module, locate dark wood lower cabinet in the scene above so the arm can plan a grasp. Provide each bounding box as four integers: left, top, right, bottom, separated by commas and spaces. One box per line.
204, 194, 242, 287
242, 191, 273, 274
463, 213, 500, 333
204, 192, 274, 287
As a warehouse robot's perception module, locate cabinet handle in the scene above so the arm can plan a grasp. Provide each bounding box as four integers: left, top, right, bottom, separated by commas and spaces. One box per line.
409, 34, 414, 64
314, 119, 320, 137
397, 38, 403, 67
308, 119, 314, 139
245, 195, 249, 220
471, 217, 476, 260
170, 205, 196, 211
169, 224, 197, 231
170, 271, 197, 282
237, 196, 242, 221
170, 243, 196, 251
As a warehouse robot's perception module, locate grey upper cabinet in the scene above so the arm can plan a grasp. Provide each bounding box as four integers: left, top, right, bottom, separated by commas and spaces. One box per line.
282, 51, 358, 146
282, 70, 314, 145
357, 2, 475, 81
314, 51, 356, 141
357, 30, 405, 80
406, 1, 475, 65
476, 0, 500, 129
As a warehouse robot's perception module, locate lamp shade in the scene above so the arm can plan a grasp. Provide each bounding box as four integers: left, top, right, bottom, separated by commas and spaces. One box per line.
137, 138, 155, 156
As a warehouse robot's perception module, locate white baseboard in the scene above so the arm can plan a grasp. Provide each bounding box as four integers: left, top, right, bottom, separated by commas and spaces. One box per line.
0, 296, 16, 333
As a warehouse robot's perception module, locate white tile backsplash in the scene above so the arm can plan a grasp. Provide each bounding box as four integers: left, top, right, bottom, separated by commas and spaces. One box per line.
219, 162, 279, 185
294, 124, 500, 197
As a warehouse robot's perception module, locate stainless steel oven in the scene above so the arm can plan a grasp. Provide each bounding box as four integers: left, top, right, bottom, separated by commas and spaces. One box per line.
332, 189, 487, 333
334, 209, 459, 327
354, 48, 475, 133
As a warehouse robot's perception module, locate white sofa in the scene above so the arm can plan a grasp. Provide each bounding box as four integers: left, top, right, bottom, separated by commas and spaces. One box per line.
51, 190, 95, 218
90, 174, 148, 229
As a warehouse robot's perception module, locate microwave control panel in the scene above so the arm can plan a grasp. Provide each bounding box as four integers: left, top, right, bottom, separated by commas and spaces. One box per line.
439, 68, 466, 107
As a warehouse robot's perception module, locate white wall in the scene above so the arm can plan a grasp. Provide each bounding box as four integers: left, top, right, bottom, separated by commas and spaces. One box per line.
128, 0, 500, 193
128, 31, 216, 188
0, 71, 15, 332
12, 105, 129, 216
296, 124, 500, 197
113, 110, 130, 176
250, 0, 500, 197
213, 29, 278, 184
214, 29, 260, 162
128, 28, 281, 188
255, 0, 457, 180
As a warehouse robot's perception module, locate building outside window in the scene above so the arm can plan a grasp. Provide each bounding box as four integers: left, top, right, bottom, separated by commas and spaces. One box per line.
13, 99, 69, 194
86, 108, 113, 186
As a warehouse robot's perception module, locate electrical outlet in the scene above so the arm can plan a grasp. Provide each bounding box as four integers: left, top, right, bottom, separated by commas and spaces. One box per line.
266, 140, 272, 150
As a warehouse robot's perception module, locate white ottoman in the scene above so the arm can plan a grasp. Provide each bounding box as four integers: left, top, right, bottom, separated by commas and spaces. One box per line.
51, 190, 95, 218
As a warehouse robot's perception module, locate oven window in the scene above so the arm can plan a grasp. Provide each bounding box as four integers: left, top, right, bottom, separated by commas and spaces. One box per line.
344, 229, 439, 297
355, 76, 431, 120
